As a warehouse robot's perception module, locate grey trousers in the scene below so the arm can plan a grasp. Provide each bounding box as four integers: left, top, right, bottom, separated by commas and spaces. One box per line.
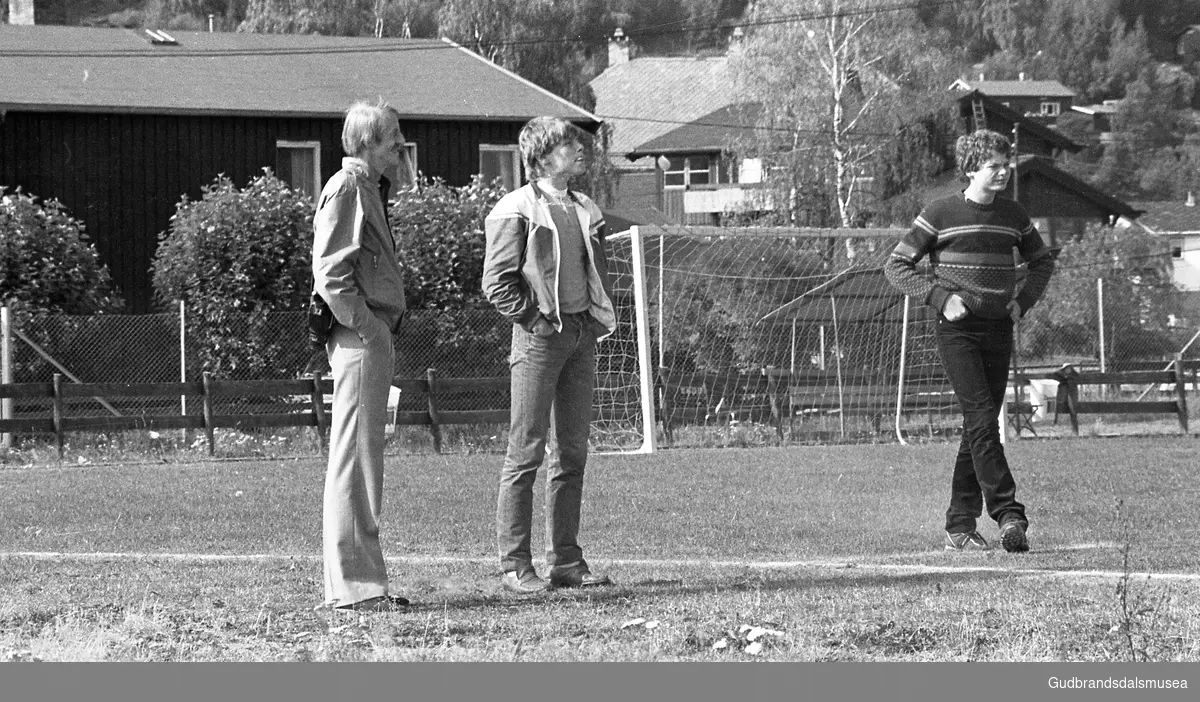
322, 322, 395, 607
497, 313, 597, 573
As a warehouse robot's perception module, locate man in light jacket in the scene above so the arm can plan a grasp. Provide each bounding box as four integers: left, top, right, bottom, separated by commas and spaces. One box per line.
482, 116, 617, 594
312, 101, 410, 611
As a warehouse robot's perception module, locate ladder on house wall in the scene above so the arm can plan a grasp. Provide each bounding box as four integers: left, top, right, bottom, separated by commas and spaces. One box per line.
972, 99, 987, 132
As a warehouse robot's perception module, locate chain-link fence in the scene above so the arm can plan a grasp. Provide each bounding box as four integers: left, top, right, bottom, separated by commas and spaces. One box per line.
4, 305, 511, 417
3, 227, 1197, 456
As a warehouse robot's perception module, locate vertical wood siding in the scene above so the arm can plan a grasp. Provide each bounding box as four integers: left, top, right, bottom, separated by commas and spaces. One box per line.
1, 112, 523, 312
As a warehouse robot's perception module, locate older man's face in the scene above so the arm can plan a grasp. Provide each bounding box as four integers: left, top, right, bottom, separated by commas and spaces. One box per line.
366, 120, 403, 175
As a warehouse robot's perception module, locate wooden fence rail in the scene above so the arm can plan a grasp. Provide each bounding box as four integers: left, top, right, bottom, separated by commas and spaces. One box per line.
1021, 355, 1191, 435
0, 369, 513, 458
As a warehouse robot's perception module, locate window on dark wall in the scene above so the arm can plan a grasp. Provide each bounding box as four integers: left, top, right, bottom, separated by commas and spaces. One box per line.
663, 155, 711, 188
480, 145, 522, 191
395, 143, 418, 188
276, 140, 321, 199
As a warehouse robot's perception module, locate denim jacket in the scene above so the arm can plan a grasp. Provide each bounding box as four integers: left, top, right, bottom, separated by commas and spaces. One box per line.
482, 182, 617, 339
312, 157, 407, 340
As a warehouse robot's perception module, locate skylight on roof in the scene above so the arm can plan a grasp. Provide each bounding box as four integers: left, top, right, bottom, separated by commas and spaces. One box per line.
144, 29, 179, 46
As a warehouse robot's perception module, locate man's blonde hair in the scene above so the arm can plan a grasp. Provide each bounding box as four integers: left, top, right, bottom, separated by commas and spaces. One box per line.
341, 101, 397, 157
519, 116, 589, 180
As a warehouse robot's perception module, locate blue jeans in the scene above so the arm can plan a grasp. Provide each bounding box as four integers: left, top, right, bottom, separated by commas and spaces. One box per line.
935, 314, 1027, 533
497, 312, 597, 573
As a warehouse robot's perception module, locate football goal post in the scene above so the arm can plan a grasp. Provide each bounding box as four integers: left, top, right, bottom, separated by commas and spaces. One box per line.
591, 226, 656, 454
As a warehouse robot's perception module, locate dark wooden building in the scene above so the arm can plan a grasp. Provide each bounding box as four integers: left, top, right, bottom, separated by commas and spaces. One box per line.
0, 25, 599, 312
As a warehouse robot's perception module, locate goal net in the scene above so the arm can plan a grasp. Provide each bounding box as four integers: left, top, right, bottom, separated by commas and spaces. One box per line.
591, 227, 656, 453
597, 224, 956, 449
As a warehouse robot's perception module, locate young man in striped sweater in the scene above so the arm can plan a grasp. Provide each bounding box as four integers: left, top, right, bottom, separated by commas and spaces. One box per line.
885, 129, 1056, 553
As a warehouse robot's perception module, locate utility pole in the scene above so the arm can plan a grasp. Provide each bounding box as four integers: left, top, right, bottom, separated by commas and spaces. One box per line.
1011, 124, 1020, 203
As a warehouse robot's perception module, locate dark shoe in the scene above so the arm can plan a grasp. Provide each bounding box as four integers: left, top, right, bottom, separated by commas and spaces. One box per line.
548, 562, 612, 589
335, 594, 410, 612
501, 567, 548, 595
944, 531, 990, 552
1000, 520, 1030, 553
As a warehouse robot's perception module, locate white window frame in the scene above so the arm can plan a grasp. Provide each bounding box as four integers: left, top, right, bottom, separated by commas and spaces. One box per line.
395, 141, 419, 189
479, 144, 522, 191
662, 155, 712, 189
276, 140, 321, 201
1040, 101, 1061, 116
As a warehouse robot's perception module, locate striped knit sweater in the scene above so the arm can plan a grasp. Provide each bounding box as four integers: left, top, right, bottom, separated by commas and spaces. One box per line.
884, 194, 1055, 320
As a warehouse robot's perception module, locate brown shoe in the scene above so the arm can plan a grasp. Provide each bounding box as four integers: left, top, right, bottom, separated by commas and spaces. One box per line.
334, 594, 410, 612
548, 562, 612, 589
501, 567, 549, 595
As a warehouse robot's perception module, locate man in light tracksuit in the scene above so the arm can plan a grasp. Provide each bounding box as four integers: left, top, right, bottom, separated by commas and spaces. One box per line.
312, 101, 410, 612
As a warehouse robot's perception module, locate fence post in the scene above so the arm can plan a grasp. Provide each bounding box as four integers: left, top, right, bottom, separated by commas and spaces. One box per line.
202, 371, 215, 456
1097, 278, 1106, 400
310, 370, 326, 452
1174, 353, 1189, 433
426, 367, 442, 454
179, 300, 188, 443
52, 373, 65, 460
2, 306, 11, 452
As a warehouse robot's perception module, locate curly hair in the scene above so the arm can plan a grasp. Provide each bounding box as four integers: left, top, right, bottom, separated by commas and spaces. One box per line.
955, 129, 1013, 182
519, 116, 589, 180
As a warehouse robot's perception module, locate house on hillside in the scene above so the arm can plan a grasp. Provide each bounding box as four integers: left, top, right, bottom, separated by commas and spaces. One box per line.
624, 103, 767, 225
1177, 25, 1200, 63
949, 76, 1075, 123
1119, 197, 1200, 317
0, 23, 599, 312
590, 29, 739, 213
1070, 101, 1120, 144
955, 90, 1081, 158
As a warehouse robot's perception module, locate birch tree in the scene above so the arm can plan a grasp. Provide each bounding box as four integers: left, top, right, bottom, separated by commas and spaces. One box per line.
731, 0, 957, 227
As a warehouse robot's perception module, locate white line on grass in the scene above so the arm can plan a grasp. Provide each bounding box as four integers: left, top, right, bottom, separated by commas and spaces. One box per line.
3, 550, 1199, 582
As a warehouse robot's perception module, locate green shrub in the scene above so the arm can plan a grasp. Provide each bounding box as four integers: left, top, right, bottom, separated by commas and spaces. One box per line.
389, 175, 511, 375
0, 188, 127, 382
0, 187, 124, 318
389, 175, 505, 312
152, 170, 314, 378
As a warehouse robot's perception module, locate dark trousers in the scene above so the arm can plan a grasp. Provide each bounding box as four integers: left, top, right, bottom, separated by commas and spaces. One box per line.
935, 314, 1027, 533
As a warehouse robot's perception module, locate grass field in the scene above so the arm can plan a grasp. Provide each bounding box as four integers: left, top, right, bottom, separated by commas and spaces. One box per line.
1, 437, 1198, 661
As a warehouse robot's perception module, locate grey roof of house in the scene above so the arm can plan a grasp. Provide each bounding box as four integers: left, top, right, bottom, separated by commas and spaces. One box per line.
956, 90, 1082, 153
951, 79, 1076, 98
589, 55, 736, 166
1127, 199, 1200, 233
0, 24, 598, 122
627, 102, 761, 158
1072, 102, 1120, 116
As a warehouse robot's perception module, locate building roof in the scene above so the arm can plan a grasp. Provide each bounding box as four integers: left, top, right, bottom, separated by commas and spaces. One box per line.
949, 78, 1076, 98
1071, 102, 1120, 116
589, 55, 736, 166
956, 90, 1082, 153
759, 267, 903, 323
0, 24, 599, 122
1126, 198, 1200, 234
627, 103, 761, 159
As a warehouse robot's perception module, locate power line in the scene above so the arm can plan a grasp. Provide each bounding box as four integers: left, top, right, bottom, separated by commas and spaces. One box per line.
0, 0, 968, 59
